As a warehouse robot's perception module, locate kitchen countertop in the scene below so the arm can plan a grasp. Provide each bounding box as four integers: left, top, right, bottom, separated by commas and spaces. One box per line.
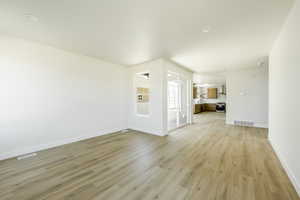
194, 100, 226, 104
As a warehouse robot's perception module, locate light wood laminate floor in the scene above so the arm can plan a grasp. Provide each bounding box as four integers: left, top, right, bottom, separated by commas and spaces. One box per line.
0, 112, 299, 200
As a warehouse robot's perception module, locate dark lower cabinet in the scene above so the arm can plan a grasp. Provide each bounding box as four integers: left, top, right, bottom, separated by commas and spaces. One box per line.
204, 103, 216, 112
194, 103, 216, 114
194, 104, 202, 114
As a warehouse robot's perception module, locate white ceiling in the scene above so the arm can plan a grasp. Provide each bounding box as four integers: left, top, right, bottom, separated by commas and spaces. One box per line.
0, 0, 294, 73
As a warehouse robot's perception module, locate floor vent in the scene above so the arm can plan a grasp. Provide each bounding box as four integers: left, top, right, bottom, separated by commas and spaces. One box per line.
234, 120, 254, 127
17, 153, 37, 160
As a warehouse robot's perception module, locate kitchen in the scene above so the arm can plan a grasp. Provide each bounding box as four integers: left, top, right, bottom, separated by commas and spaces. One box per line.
193, 83, 226, 114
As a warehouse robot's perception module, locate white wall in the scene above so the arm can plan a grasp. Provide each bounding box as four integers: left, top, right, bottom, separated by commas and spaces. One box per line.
269, 0, 300, 195
0, 34, 127, 160
127, 59, 193, 136
226, 66, 268, 128
193, 73, 226, 85
127, 59, 166, 136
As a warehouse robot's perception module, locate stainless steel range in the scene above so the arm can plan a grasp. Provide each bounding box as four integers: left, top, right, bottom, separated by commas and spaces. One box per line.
216, 102, 226, 113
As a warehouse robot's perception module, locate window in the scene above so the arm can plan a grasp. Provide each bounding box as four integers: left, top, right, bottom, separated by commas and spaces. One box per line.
168, 83, 178, 109
135, 72, 150, 116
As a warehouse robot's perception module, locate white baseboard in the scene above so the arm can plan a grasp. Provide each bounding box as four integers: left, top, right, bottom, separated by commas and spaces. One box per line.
129, 127, 165, 137
0, 128, 123, 161
269, 138, 300, 197
254, 122, 268, 128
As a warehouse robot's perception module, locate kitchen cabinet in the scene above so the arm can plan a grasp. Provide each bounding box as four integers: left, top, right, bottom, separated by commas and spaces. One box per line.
204, 103, 216, 111
194, 104, 203, 114
194, 103, 216, 114
207, 88, 217, 99
193, 87, 198, 99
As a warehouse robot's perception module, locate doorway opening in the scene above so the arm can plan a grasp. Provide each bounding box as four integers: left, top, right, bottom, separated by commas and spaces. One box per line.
167, 72, 190, 132
193, 83, 227, 124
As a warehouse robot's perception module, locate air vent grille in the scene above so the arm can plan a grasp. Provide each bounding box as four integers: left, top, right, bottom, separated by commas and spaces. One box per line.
234, 120, 254, 127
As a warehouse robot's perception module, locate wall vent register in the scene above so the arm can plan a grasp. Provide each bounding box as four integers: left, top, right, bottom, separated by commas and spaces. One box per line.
234, 120, 254, 127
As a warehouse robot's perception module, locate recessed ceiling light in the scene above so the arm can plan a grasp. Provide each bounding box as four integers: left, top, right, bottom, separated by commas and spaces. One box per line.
24, 14, 39, 22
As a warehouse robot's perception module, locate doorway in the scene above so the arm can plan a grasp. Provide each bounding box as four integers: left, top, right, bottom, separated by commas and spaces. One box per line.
167, 72, 190, 131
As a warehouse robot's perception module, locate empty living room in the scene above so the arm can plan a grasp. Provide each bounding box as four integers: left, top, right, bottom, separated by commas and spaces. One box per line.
1, 0, 300, 199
